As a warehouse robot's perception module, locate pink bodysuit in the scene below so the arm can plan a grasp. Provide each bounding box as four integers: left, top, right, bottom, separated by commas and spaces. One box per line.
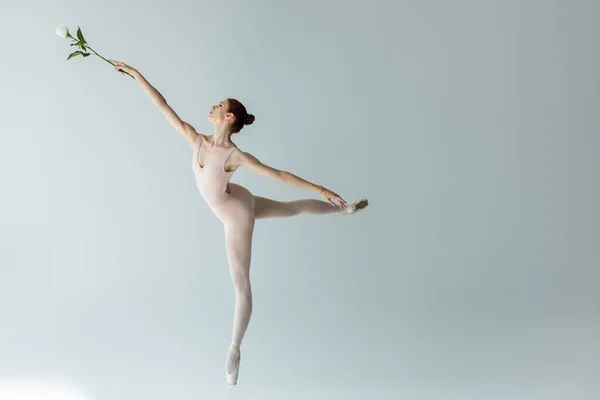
192, 134, 239, 208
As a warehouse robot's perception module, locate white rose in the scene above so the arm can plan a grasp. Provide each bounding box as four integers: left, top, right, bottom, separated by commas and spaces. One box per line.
55, 24, 69, 39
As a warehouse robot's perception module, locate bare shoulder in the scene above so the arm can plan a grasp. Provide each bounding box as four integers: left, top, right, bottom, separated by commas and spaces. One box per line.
184, 130, 202, 149
230, 148, 259, 166
230, 149, 280, 178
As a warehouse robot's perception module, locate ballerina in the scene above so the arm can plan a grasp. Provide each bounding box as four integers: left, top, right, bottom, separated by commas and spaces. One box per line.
110, 60, 369, 384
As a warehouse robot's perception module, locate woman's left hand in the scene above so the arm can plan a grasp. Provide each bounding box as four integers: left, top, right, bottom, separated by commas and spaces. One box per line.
319, 186, 347, 207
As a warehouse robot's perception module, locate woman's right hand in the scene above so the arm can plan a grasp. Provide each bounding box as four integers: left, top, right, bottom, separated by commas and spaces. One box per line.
109, 60, 138, 76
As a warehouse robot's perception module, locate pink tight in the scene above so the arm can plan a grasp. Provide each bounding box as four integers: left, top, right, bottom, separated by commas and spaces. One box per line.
211, 183, 341, 350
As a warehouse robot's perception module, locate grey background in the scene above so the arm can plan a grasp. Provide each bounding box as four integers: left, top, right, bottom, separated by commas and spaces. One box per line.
1, 0, 599, 399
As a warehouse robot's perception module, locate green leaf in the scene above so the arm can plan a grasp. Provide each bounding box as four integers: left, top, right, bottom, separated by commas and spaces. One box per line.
82, 53, 91, 57
67, 51, 84, 60
76, 27, 87, 44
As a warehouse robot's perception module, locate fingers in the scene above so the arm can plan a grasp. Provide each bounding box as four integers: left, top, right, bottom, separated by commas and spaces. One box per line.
322, 194, 335, 206
324, 194, 345, 207
110, 60, 123, 71
320, 186, 345, 206
332, 193, 346, 206
110, 60, 129, 70
112, 62, 128, 75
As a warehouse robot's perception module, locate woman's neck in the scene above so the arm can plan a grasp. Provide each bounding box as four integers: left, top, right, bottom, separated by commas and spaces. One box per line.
212, 125, 234, 147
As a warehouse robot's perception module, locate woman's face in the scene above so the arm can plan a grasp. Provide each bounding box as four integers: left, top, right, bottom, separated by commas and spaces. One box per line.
208, 99, 231, 124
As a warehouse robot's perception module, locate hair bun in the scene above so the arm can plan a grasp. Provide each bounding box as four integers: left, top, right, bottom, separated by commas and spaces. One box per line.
245, 114, 255, 125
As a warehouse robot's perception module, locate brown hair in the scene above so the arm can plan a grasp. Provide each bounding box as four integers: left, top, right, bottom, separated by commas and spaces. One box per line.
227, 98, 255, 133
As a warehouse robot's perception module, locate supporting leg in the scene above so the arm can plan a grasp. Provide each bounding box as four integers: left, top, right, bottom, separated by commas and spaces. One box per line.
223, 217, 255, 384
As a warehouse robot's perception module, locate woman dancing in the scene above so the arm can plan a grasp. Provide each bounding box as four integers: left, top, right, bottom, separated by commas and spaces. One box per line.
110, 60, 369, 384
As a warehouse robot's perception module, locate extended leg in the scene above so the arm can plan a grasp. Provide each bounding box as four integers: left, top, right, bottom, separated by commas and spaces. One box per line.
253, 196, 341, 219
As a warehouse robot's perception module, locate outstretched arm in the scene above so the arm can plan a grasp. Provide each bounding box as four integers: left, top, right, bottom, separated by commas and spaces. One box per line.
110, 60, 199, 147
235, 151, 346, 206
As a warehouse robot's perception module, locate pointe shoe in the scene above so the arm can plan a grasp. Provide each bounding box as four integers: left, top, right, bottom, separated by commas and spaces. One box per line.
226, 345, 241, 385
341, 199, 369, 215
